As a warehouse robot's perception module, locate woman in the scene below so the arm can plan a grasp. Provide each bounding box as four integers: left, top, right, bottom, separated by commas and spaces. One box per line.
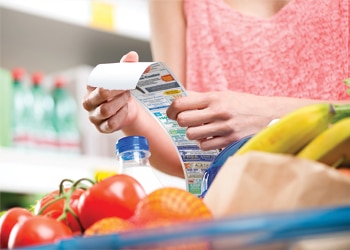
83, 0, 350, 178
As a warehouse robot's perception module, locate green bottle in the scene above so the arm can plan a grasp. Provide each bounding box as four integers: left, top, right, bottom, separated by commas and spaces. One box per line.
52, 76, 80, 154
0, 68, 13, 147
11, 68, 33, 149
30, 72, 56, 152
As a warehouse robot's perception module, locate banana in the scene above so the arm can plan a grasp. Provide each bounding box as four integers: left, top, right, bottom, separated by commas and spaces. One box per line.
297, 117, 350, 167
235, 103, 339, 156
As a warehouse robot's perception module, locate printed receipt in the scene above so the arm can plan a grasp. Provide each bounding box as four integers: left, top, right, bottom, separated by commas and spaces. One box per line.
88, 62, 219, 196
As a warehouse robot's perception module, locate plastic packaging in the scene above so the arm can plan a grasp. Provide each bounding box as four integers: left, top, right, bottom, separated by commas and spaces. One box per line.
116, 136, 163, 194
200, 135, 252, 197
52, 76, 80, 154
22, 205, 350, 250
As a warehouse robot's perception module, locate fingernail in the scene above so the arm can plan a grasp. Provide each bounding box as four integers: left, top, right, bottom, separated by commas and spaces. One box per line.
120, 54, 127, 62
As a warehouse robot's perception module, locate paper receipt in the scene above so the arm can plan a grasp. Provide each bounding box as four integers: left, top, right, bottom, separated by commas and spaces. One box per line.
89, 62, 219, 196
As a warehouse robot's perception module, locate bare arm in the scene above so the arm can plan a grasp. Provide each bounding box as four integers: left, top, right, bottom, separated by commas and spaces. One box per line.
83, 52, 185, 178
148, 0, 187, 87
122, 103, 185, 178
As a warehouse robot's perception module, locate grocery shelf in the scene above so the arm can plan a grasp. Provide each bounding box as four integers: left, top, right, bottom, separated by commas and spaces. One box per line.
0, 147, 118, 194
0, 0, 150, 41
0, 1, 186, 195
0, 4, 153, 74
0, 147, 186, 194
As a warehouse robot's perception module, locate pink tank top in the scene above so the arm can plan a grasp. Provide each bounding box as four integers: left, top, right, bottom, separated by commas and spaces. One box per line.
184, 0, 350, 100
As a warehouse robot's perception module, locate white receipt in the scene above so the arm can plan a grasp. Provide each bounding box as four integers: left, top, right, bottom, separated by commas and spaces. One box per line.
88, 62, 219, 196
88, 62, 154, 90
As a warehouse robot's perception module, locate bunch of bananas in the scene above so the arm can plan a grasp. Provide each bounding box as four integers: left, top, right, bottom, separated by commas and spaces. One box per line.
236, 103, 350, 167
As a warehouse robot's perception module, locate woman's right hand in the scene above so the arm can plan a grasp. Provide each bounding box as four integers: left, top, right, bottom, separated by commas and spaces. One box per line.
82, 51, 185, 177
82, 51, 140, 133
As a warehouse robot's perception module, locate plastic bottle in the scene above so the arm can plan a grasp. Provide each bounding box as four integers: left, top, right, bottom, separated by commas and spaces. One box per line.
11, 68, 33, 150
0, 67, 13, 147
29, 72, 57, 152
51, 76, 80, 154
116, 136, 163, 194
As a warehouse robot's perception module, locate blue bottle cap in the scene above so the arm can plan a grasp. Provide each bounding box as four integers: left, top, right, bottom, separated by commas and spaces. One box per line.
116, 136, 149, 154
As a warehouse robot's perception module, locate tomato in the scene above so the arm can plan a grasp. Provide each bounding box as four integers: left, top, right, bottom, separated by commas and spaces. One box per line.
0, 207, 33, 249
78, 174, 146, 230
34, 187, 85, 234
8, 216, 73, 249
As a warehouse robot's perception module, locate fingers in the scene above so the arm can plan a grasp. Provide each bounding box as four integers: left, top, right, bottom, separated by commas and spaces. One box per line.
89, 90, 130, 121
166, 94, 208, 120
83, 87, 124, 112
96, 102, 130, 133
82, 51, 140, 134
177, 109, 217, 127
192, 115, 269, 151
120, 51, 139, 63
167, 94, 231, 128
84, 89, 131, 133
186, 121, 232, 140
191, 122, 241, 151
187, 120, 238, 151
83, 51, 139, 112
196, 137, 233, 151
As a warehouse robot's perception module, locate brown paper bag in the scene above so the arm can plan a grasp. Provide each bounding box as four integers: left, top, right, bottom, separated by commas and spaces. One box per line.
203, 151, 350, 218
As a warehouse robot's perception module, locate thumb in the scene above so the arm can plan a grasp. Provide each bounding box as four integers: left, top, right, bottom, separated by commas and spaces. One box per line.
120, 51, 139, 63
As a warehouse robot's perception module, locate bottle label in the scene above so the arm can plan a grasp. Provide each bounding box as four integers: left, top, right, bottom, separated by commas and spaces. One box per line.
89, 62, 219, 196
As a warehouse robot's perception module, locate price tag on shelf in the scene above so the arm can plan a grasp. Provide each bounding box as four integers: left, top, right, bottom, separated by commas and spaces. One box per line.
94, 169, 118, 182
90, 0, 115, 31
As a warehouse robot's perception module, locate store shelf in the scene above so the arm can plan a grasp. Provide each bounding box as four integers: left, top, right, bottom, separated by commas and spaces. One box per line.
0, 1, 186, 196
0, 147, 118, 194
0, 0, 150, 41
0, 146, 186, 194
0, 4, 153, 74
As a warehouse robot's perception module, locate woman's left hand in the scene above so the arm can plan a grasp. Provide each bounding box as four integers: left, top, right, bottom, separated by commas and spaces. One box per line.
166, 91, 273, 150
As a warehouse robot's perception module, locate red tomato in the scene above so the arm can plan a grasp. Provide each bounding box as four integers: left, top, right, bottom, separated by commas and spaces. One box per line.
34, 188, 85, 234
8, 216, 73, 249
0, 207, 33, 249
78, 174, 146, 230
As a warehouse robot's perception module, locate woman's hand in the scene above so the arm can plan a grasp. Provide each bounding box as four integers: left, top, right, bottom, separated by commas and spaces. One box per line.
166, 91, 275, 150
82, 51, 140, 133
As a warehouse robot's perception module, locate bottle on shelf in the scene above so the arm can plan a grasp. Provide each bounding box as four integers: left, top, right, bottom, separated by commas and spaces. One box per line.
11, 68, 33, 150
51, 76, 81, 154
116, 136, 163, 194
29, 72, 57, 152
0, 67, 13, 147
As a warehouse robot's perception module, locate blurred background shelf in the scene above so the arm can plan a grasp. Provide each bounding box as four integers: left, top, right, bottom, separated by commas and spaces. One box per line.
0, 0, 153, 74
0, 0, 151, 41
0, 146, 118, 195
0, 146, 185, 196
0, 1, 186, 207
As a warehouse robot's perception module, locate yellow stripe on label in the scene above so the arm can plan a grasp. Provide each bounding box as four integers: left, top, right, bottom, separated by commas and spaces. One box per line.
164, 89, 181, 95
90, 0, 115, 31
